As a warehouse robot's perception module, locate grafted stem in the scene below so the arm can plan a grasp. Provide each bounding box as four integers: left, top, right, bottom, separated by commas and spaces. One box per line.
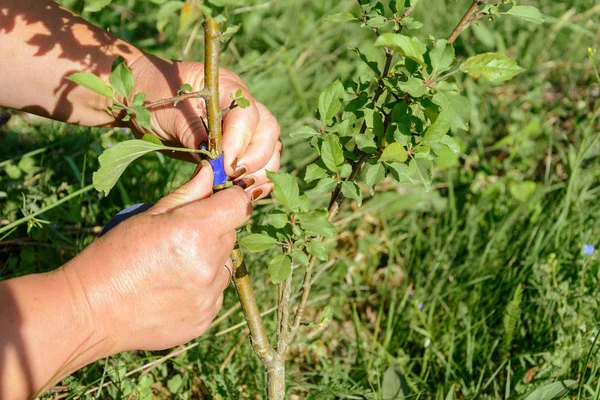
202, 18, 281, 399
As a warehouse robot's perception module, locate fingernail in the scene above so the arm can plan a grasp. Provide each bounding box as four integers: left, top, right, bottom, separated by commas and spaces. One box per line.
251, 189, 263, 201
231, 165, 247, 179
234, 177, 255, 189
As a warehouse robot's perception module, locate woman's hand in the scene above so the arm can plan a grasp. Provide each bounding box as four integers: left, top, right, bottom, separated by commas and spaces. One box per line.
63, 164, 251, 352
126, 54, 282, 200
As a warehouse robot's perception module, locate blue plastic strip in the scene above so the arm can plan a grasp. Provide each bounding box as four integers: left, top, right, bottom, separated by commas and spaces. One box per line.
209, 152, 228, 185
100, 203, 153, 236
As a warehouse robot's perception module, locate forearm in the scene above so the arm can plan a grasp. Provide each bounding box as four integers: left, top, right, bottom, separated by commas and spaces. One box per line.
0, 0, 143, 126
0, 267, 110, 400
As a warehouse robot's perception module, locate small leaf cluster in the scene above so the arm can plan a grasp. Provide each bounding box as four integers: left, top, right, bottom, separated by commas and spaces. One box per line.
67, 57, 153, 132
239, 171, 335, 284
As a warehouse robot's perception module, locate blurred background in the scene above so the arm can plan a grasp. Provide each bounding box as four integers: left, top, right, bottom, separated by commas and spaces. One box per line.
1, 0, 599, 398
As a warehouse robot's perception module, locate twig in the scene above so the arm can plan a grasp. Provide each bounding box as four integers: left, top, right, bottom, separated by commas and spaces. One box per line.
220, 99, 239, 118
288, 42, 397, 340
448, 1, 484, 44
219, 330, 250, 373
144, 89, 210, 109
276, 275, 293, 354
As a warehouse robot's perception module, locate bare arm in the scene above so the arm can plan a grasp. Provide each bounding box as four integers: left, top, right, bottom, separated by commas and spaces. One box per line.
0, 0, 143, 126
0, 166, 251, 400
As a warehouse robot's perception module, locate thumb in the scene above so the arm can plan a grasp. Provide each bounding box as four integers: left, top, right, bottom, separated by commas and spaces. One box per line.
151, 161, 214, 214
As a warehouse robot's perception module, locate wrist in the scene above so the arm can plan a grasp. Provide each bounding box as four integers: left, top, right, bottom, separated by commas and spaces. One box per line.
59, 257, 118, 359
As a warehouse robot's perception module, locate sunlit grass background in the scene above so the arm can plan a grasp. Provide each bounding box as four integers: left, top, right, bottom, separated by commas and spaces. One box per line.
1, 0, 600, 398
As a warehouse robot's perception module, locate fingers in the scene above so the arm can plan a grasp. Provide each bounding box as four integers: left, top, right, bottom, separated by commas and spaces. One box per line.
150, 161, 213, 214
228, 102, 281, 177
233, 139, 281, 196
187, 186, 252, 235
222, 99, 260, 176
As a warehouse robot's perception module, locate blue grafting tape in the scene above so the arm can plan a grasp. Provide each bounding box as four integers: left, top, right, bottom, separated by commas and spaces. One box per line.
209, 152, 228, 185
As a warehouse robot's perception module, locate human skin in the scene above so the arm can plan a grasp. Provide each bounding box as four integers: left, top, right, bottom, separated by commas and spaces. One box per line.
0, 166, 252, 399
0, 1, 281, 398
0, 0, 282, 198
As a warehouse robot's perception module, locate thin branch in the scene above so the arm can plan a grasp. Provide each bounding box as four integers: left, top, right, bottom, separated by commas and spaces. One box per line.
287, 43, 397, 340
448, 0, 484, 44
202, 18, 276, 368
220, 99, 239, 118
144, 89, 210, 109
276, 274, 293, 354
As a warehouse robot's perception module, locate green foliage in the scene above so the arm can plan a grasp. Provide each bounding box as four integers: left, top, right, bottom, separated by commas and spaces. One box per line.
505, 5, 546, 25
4, 0, 598, 398
460, 53, 525, 82
67, 72, 114, 98
501, 283, 523, 356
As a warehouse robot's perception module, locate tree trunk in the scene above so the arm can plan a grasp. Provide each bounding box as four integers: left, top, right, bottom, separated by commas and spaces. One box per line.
267, 357, 285, 400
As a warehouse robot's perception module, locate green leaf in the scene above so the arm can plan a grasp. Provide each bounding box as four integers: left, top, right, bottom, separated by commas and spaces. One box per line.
132, 92, 146, 107
411, 158, 432, 188
291, 249, 309, 267
235, 96, 250, 108
180, 83, 193, 93
325, 12, 356, 22
239, 233, 278, 252
262, 211, 289, 229
380, 143, 408, 163
291, 125, 319, 139
429, 39, 455, 75
141, 134, 162, 145
320, 134, 344, 173
93, 140, 163, 195
505, 5, 545, 25
341, 181, 362, 206
68, 72, 114, 99
306, 240, 328, 261
318, 80, 344, 123
398, 77, 428, 97
440, 135, 460, 153
355, 131, 378, 153
366, 15, 388, 28
339, 163, 352, 179
422, 116, 451, 144
460, 53, 525, 82
266, 171, 301, 212
109, 61, 134, 98
400, 17, 422, 30
304, 164, 329, 182
374, 33, 426, 66
432, 92, 470, 130
509, 181, 537, 202
523, 381, 577, 400
319, 305, 333, 324
156, 1, 184, 32
296, 210, 335, 237
221, 24, 240, 42
268, 255, 292, 284
84, 0, 112, 12
307, 177, 338, 195
131, 106, 153, 131
382, 366, 408, 400
363, 162, 385, 193
167, 374, 183, 394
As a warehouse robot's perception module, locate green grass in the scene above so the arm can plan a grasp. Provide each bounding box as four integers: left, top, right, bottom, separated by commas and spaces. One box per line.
1, 0, 600, 398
